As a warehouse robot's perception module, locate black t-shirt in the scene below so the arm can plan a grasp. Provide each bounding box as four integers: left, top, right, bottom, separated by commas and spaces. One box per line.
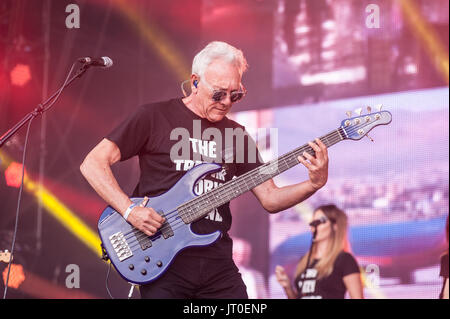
439, 253, 449, 299
294, 251, 360, 299
106, 98, 263, 259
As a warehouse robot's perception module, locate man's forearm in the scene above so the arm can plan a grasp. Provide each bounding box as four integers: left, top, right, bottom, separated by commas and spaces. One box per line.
80, 157, 132, 216
266, 180, 318, 213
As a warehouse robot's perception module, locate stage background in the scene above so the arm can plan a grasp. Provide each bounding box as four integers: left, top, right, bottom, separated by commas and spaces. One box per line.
0, 0, 448, 298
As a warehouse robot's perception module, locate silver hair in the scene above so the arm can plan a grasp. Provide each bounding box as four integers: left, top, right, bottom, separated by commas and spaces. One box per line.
192, 41, 248, 79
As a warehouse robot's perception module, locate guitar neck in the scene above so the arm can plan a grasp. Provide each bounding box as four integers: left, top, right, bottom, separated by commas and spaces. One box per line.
178, 127, 345, 223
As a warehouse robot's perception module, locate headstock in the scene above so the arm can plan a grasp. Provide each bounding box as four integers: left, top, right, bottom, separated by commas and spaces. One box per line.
341, 104, 392, 141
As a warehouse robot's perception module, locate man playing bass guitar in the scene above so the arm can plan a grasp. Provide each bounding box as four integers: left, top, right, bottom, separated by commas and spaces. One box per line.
80, 41, 329, 299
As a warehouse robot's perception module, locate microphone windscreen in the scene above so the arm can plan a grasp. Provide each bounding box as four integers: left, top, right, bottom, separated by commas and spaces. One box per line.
101, 57, 113, 68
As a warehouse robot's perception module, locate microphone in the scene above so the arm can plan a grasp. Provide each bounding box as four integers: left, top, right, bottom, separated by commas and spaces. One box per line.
78, 56, 113, 68
309, 216, 327, 227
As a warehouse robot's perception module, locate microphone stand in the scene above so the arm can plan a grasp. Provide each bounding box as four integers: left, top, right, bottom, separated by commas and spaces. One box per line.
1, 61, 92, 299
299, 226, 318, 297
0, 63, 89, 148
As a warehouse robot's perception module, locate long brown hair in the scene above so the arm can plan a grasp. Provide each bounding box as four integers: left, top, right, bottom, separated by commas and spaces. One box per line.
441, 215, 449, 259
295, 204, 351, 280
445, 214, 449, 253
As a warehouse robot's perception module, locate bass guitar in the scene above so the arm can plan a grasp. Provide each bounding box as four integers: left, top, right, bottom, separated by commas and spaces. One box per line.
98, 107, 392, 284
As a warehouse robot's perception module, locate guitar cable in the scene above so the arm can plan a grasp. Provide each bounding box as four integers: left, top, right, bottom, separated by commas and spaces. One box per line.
105, 261, 114, 299
2, 118, 33, 299
104, 261, 137, 299
2, 62, 77, 299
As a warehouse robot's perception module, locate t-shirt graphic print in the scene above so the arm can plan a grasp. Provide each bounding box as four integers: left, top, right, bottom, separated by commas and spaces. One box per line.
106, 98, 263, 259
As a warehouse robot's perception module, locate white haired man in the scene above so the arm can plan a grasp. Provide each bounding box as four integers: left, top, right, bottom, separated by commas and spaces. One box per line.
80, 41, 329, 298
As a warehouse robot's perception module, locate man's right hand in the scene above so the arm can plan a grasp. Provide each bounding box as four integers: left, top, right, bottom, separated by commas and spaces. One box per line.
127, 204, 166, 236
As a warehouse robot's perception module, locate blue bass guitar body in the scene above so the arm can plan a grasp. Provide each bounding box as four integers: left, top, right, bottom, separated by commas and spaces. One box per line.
98, 163, 222, 285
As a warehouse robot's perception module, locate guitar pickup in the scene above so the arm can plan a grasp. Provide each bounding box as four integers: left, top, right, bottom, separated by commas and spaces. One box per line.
161, 222, 174, 239
140, 239, 152, 250
160, 211, 174, 239
133, 229, 152, 250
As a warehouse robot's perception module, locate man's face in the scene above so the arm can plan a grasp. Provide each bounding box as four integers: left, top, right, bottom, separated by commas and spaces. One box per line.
194, 59, 242, 123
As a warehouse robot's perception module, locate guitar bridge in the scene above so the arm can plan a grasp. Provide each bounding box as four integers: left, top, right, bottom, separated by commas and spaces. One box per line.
109, 231, 133, 261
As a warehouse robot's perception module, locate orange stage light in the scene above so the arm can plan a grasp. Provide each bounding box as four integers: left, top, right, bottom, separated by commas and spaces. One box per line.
10, 64, 32, 87
4, 162, 27, 188
2, 264, 26, 289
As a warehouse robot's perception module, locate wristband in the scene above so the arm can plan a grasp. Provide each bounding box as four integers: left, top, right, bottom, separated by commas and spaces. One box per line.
123, 203, 138, 221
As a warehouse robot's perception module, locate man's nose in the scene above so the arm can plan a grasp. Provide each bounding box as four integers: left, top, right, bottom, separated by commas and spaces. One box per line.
222, 93, 233, 106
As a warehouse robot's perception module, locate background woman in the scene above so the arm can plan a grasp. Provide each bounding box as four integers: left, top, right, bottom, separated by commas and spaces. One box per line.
275, 204, 363, 299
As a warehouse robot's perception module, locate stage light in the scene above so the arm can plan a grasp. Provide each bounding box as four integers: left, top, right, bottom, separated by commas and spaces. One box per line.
0, 150, 101, 258
4, 162, 27, 188
322, 20, 336, 30
405, 63, 418, 75
289, 53, 311, 66
112, 0, 190, 81
300, 66, 367, 85
10, 64, 32, 87
322, 34, 336, 49
398, 0, 449, 84
295, 25, 310, 34
2, 264, 26, 289
1, 261, 97, 298
321, 50, 336, 60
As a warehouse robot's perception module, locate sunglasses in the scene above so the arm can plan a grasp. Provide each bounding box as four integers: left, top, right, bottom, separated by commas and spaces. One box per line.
199, 77, 247, 103
210, 89, 246, 103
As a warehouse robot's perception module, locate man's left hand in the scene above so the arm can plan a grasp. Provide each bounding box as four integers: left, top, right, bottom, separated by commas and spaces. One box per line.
297, 138, 329, 191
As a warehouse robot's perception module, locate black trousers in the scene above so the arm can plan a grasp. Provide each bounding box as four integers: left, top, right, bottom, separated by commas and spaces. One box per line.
139, 254, 248, 299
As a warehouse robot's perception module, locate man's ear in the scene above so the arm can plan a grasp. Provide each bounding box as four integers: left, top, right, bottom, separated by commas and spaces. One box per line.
191, 74, 199, 94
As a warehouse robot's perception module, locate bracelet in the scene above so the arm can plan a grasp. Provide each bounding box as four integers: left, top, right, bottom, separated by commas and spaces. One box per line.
123, 203, 138, 221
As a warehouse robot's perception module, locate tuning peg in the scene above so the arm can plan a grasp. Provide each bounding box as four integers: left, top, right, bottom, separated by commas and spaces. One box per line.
367, 106, 372, 113
365, 133, 374, 142
346, 111, 352, 118
354, 108, 363, 116
375, 104, 383, 111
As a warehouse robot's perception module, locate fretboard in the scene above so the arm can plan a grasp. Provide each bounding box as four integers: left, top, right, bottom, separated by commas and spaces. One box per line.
178, 127, 345, 223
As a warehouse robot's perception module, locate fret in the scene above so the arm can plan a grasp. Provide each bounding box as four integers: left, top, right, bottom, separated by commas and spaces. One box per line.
179, 129, 345, 223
